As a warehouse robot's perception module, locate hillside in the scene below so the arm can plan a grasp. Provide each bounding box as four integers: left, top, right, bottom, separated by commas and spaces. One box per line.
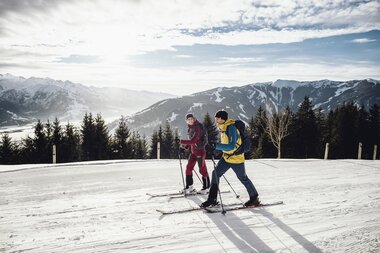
1, 159, 379, 252
123, 79, 380, 138
0, 74, 175, 126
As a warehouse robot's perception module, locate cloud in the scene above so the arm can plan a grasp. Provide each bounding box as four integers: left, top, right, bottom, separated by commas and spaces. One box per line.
174, 55, 193, 58
0, 0, 76, 16
350, 38, 377, 43
0, 62, 43, 69
56, 54, 101, 64
218, 57, 265, 66
0, 0, 379, 52
0, 0, 379, 95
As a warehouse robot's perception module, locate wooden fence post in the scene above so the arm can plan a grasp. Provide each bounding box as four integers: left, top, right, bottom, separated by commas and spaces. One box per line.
357, 142, 362, 160
324, 143, 329, 160
157, 142, 160, 160
52, 144, 56, 164
374, 145, 378, 160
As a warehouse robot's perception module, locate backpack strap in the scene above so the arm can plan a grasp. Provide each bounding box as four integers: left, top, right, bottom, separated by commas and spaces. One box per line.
225, 124, 242, 159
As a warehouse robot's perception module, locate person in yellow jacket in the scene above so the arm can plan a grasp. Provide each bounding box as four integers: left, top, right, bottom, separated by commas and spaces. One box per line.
201, 110, 259, 208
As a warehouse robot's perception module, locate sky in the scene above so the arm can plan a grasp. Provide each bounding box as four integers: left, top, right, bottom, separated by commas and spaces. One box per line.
0, 0, 379, 96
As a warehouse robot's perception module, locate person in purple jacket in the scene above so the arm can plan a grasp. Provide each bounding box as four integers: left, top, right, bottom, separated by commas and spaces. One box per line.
177, 113, 210, 194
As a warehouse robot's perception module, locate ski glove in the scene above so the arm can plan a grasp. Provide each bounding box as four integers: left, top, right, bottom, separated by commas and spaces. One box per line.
179, 144, 188, 151
207, 142, 216, 152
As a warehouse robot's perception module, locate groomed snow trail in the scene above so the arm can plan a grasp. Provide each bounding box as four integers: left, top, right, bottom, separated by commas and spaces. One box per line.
1, 159, 379, 252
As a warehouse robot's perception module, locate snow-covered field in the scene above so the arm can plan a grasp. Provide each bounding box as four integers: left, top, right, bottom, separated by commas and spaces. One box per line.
1, 159, 379, 253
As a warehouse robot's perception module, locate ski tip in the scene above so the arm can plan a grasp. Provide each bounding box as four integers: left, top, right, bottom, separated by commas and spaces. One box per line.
258, 200, 284, 206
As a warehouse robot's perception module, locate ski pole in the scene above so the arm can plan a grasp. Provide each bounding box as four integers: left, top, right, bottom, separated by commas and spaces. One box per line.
210, 156, 240, 199
211, 154, 226, 215
177, 148, 187, 198
193, 169, 203, 184
222, 175, 240, 199
194, 155, 208, 184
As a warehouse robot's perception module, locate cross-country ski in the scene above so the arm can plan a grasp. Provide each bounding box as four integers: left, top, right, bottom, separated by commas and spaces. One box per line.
204, 201, 284, 213
146, 190, 230, 198
155, 202, 238, 215
168, 190, 231, 199
156, 201, 283, 215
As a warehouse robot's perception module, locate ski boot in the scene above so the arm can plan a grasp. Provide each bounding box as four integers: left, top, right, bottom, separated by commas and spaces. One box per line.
198, 176, 210, 194
200, 198, 219, 208
244, 195, 260, 207
181, 185, 197, 195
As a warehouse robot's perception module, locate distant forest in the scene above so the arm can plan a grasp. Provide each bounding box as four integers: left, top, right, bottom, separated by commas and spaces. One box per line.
0, 96, 379, 164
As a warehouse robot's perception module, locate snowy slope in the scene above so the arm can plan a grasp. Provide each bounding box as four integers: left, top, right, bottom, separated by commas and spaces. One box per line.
1, 159, 380, 252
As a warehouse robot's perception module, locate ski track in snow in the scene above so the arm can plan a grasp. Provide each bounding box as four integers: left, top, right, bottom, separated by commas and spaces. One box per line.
1, 159, 380, 253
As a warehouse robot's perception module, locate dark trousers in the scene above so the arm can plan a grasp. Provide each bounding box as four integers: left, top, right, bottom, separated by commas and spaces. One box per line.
211, 158, 258, 198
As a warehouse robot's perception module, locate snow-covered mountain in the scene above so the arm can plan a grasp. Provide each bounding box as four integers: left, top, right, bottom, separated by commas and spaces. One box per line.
0, 74, 176, 126
123, 79, 380, 138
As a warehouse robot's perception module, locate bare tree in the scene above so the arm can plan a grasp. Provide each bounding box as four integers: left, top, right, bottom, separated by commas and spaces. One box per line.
261, 109, 292, 159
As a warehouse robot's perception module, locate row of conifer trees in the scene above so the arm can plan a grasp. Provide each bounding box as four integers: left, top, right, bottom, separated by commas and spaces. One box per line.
0, 97, 379, 164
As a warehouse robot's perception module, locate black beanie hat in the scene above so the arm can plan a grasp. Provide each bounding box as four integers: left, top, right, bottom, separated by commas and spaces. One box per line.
185, 113, 194, 120
215, 110, 228, 120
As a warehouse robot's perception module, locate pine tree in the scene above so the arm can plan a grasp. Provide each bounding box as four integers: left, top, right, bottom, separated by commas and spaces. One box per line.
52, 117, 63, 162
149, 130, 159, 159
0, 134, 14, 164
293, 96, 320, 158
158, 125, 163, 143
19, 136, 35, 163
45, 119, 53, 161
323, 110, 335, 156
331, 103, 359, 158
12, 142, 21, 164
94, 114, 110, 160
173, 130, 181, 156
34, 120, 48, 163
129, 132, 137, 158
250, 107, 266, 158
140, 135, 148, 159
246, 116, 255, 158
134, 132, 147, 159
81, 113, 96, 161
45, 119, 53, 139
113, 116, 132, 159
162, 121, 174, 158
203, 112, 218, 158
315, 108, 328, 158
148, 126, 164, 159
61, 122, 80, 162
369, 103, 380, 158
357, 106, 371, 159
52, 118, 62, 145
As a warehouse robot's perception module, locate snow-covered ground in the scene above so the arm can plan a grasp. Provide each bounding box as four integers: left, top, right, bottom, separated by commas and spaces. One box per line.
1, 159, 380, 253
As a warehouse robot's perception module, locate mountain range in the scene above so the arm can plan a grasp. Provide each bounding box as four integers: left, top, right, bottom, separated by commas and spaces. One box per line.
122, 79, 380, 138
0, 74, 175, 126
1, 74, 379, 140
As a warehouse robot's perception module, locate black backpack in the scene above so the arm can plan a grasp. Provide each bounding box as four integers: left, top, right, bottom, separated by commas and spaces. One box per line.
227, 120, 251, 155
199, 122, 208, 147
192, 121, 208, 149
